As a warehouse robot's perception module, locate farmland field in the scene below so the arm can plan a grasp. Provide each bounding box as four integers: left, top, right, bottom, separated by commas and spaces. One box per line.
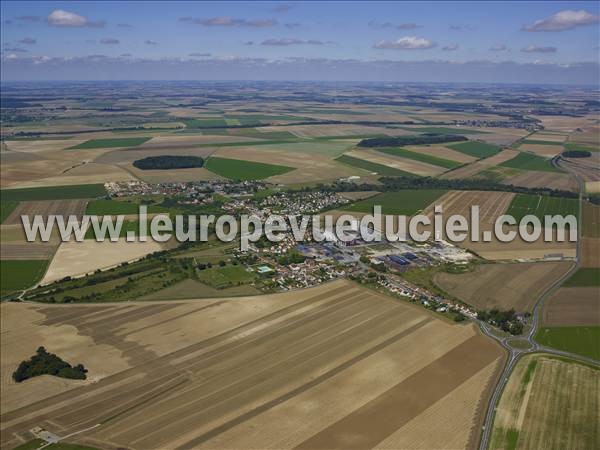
434, 261, 572, 312
370, 147, 461, 169
335, 154, 416, 177
2, 199, 88, 225
0, 280, 504, 450
490, 354, 599, 450
505, 193, 579, 223
205, 156, 295, 180
0, 260, 49, 295
446, 141, 500, 159
85, 200, 167, 216
499, 152, 561, 173
542, 287, 600, 326
343, 149, 446, 176
563, 268, 600, 287
582, 202, 600, 238
0, 201, 18, 223
68, 137, 151, 150
565, 142, 600, 152
520, 139, 563, 146
535, 326, 600, 360
1, 184, 106, 202
344, 190, 446, 215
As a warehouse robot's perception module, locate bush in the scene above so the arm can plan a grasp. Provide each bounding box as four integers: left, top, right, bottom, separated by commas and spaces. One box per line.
562, 150, 591, 158
12, 346, 87, 382
133, 155, 204, 170
358, 134, 467, 148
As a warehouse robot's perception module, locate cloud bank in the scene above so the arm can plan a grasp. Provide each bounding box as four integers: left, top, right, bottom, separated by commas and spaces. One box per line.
523, 10, 599, 32
374, 36, 436, 50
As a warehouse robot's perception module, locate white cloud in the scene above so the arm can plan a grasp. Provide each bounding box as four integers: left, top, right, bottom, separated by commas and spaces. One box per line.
369, 21, 421, 30
100, 38, 119, 45
521, 45, 557, 53
490, 44, 508, 51
261, 38, 332, 46
523, 10, 599, 31
144, 40, 159, 45
18, 37, 36, 45
374, 36, 435, 50
180, 16, 277, 27
47, 10, 105, 28
442, 44, 459, 51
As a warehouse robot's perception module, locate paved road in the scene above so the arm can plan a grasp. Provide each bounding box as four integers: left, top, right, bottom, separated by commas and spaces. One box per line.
477, 156, 599, 450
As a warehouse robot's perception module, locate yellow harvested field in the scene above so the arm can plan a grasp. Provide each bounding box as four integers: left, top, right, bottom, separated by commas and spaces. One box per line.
403, 145, 476, 164
263, 124, 409, 138
3, 139, 87, 153
533, 115, 596, 132
519, 144, 564, 157
9, 162, 137, 189
440, 150, 520, 179
434, 261, 573, 312
490, 355, 599, 450
527, 133, 567, 143
42, 238, 164, 284
569, 125, 600, 146
128, 165, 221, 183
344, 149, 447, 176
0, 280, 504, 450
140, 134, 261, 146
502, 170, 577, 192
586, 181, 600, 193
0, 303, 131, 413
214, 146, 361, 183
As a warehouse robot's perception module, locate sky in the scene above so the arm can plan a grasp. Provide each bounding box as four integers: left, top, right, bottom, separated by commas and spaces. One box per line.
1, 1, 599, 84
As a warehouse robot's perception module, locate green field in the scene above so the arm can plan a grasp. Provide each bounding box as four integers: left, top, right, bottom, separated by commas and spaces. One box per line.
197, 265, 256, 288
535, 326, 600, 360
521, 139, 564, 146
183, 117, 228, 128
0, 201, 19, 223
565, 142, 600, 152
205, 157, 295, 180
563, 268, 600, 287
67, 137, 151, 149
84, 219, 149, 239
344, 189, 446, 215
372, 147, 461, 169
446, 141, 500, 159
505, 194, 579, 224
335, 154, 416, 177
226, 114, 307, 124
500, 152, 562, 172
85, 199, 167, 215
1, 184, 107, 202
0, 260, 49, 295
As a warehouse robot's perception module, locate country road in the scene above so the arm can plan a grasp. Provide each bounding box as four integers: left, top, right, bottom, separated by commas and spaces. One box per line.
477, 155, 599, 450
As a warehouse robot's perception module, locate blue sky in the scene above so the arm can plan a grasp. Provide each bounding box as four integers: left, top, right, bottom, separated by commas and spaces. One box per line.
1, 1, 598, 83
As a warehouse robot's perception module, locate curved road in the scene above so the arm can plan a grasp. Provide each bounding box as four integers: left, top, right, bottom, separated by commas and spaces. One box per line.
477, 156, 599, 450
